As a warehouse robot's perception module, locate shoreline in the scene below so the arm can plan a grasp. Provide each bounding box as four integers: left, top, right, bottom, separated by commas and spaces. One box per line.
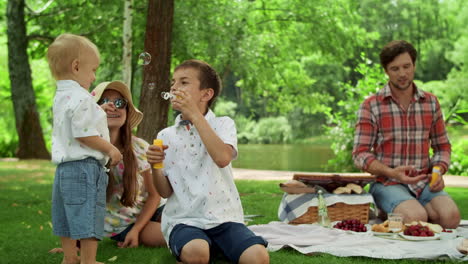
1, 158, 466, 188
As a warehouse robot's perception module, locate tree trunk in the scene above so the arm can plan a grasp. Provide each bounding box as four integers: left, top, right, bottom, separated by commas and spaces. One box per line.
136, 0, 174, 143
122, 0, 133, 88
6, 0, 50, 159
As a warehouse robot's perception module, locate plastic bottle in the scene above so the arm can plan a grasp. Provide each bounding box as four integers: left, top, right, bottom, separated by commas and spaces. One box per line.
430, 166, 441, 187
152, 139, 164, 169
317, 189, 330, 227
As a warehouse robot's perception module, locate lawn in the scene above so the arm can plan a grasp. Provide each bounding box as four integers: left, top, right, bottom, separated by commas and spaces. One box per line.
0, 160, 466, 264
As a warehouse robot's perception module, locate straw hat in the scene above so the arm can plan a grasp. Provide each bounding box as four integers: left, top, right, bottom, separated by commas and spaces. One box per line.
91, 81, 143, 130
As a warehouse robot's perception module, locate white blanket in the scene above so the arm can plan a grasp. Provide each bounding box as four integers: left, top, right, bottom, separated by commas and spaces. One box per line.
249, 222, 468, 260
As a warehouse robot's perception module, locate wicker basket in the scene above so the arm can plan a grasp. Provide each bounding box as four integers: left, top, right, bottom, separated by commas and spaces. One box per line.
290, 202, 370, 224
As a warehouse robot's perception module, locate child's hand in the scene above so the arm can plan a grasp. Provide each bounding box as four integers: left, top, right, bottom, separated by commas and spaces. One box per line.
171, 89, 200, 121
108, 145, 122, 166
146, 144, 168, 166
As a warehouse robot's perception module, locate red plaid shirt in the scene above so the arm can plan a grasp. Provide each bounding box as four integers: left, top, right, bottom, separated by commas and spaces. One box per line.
352, 83, 451, 197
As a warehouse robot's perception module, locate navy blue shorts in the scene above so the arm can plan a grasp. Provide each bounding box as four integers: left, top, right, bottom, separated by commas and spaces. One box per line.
110, 205, 165, 242
169, 222, 267, 263
52, 158, 108, 240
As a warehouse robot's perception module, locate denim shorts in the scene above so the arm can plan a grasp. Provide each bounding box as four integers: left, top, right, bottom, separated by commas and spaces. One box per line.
369, 182, 449, 213
52, 158, 108, 240
110, 205, 165, 242
169, 222, 267, 263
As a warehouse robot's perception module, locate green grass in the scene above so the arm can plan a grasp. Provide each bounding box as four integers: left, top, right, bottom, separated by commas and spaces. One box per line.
0, 160, 465, 263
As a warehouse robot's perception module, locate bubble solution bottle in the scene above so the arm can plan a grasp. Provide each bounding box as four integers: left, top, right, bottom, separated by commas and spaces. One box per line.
152, 139, 164, 169
317, 189, 330, 227
430, 165, 441, 187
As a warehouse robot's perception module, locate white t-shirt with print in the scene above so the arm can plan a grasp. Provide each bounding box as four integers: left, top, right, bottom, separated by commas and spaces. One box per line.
158, 110, 244, 242
52, 80, 110, 165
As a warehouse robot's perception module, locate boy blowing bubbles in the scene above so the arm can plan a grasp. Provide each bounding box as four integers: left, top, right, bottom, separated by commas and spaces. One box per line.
48, 33, 121, 264
147, 60, 269, 264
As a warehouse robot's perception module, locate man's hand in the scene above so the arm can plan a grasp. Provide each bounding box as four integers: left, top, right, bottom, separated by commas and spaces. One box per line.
429, 174, 445, 192
389, 165, 426, 184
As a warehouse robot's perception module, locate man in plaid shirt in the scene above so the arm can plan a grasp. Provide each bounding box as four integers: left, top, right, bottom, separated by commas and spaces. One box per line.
352, 40, 460, 229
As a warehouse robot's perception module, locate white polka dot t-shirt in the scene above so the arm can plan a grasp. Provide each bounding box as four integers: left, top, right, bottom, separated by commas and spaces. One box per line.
158, 110, 244, 242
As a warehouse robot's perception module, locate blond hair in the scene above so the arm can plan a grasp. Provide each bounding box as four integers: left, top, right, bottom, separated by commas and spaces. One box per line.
47, 33, 100, 80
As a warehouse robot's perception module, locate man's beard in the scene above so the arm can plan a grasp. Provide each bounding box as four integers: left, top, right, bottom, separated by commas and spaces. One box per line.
391, 79, 412, 91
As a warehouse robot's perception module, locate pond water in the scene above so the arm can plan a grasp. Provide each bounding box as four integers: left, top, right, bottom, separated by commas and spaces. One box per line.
232, 144, 335, 172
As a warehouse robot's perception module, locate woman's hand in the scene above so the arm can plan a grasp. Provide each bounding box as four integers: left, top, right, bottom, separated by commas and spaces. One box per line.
119, 229, 139, 248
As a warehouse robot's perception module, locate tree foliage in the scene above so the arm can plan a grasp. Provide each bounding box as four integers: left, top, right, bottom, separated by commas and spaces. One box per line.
1, 0, 467, 174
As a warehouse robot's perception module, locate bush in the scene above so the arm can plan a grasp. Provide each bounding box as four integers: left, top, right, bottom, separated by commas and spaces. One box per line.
254, 116, 292, 144
215, 98, 292, 144
450, 139, 468, 176
325, 56, 385, 172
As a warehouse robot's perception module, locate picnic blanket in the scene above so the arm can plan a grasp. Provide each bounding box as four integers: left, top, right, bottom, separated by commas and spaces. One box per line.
278, 192, 375, 223
248, 222, 468, 260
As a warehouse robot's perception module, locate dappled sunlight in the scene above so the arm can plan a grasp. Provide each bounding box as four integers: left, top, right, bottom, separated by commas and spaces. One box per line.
0, 160, 55, 186
0, 159, 56, 171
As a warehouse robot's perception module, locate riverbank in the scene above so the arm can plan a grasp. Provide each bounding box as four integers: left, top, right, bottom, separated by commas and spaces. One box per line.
232, 168, 468, 188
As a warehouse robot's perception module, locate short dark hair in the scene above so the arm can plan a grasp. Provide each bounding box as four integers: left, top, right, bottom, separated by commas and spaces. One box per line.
175, 59, 222, 108
380, 40, 417, 70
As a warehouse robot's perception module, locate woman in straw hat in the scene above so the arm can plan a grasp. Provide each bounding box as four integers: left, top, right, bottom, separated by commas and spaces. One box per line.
91, 80, 166, 248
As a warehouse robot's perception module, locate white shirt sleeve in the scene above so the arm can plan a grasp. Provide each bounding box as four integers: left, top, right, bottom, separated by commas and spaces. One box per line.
71, 98, 103, 138
216, 117, 238, 158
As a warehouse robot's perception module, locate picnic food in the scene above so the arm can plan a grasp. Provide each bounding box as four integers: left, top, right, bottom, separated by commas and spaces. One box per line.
407, 221, 443, 233
440, 228, 457, 240
347, 183, 363, 194
372, 220, 390, 233
333, 186, 352, 194
372, 224, 389, 233
332, 183, 363, 194
333, 219, 367, 232
403, 224, 435, 237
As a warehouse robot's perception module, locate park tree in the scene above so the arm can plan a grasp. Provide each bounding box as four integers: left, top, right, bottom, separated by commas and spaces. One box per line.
136, 0, 174, 143
356, 0, 459, 82
122, 0, 134, 87
6, 0, 50, 159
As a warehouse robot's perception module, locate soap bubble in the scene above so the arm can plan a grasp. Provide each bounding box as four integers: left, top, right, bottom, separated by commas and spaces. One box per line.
148, 82, 156, 90
138, 52, 151, 65
161, 92, 175, 100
